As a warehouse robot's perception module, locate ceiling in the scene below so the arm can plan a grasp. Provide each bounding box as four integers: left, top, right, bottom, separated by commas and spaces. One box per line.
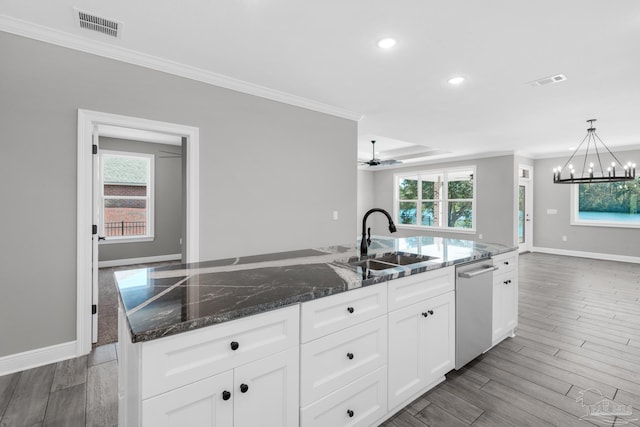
2, 0, 640, 165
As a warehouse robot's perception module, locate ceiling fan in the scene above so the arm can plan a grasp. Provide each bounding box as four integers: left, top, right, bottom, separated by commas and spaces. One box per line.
360, 140, 402, 167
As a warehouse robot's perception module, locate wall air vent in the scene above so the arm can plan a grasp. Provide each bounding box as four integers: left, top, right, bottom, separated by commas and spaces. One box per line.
529, 74, 567, 87
75, 9, 122, 38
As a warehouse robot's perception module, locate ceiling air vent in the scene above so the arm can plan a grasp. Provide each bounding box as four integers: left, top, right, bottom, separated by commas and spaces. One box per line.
529, 74, 567, 87
75, 9, 122, 38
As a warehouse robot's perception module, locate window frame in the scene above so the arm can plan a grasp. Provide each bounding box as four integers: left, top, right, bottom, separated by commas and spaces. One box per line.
394, 166, 477, 233
99, 150, 155, 243
570, 180, 640, 229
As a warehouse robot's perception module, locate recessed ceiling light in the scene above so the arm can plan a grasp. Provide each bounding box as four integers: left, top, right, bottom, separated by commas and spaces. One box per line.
448, 76, 465, 85
377, 38, 397, 49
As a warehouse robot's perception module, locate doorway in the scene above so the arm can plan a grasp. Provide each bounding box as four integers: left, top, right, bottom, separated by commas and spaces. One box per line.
518, 165, 533, 253
77, 110, 200, 356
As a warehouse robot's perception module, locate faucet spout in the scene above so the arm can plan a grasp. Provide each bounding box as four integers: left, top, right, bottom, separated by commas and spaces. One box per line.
360, 208, 397, 256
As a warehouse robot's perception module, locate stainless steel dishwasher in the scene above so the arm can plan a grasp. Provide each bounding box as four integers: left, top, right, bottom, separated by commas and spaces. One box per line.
455, 259, 497, 369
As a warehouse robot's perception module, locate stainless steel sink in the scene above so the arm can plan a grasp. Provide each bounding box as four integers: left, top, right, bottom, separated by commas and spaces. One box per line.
374, 253, 437, 266
346, 252, 439, 276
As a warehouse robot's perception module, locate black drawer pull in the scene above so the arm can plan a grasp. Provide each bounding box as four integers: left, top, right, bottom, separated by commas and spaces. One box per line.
222, 390, 231, 401
504, 279, 511, 285
504, 261, 509, 265
422, 312, 428, 317
240, 383, 249, 393
347, 409, 354, 418
347, 306, 355, 314
347, 352, 354, 360
230, 341, 239, 351
428, 310, 434, 315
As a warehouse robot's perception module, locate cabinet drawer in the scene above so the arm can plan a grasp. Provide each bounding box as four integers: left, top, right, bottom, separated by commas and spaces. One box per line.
494, 271, 516, 287
388, 267, 454, 311
492, 252, 518, 275
140, 305, 299, 398
300, 366, 387, 427
300, 316, 387, 406
301, 285, 387, 343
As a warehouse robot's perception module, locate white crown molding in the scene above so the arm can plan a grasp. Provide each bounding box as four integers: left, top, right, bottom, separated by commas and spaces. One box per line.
0, 14, 363, 122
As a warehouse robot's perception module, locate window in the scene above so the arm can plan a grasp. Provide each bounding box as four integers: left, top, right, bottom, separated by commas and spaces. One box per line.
100, 150, 154, 241
572, 177, 640, 228
395, 167, 475, 231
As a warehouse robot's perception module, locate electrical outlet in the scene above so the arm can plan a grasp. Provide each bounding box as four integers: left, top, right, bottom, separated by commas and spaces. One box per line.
332, 211, 339, 221
562, 235, 567, 242
478, 234, 483, 239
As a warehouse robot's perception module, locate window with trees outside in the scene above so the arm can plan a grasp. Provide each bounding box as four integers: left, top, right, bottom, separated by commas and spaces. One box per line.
395, 167, 475, 230
573, 177, 640, 228
100, 150, 154, 241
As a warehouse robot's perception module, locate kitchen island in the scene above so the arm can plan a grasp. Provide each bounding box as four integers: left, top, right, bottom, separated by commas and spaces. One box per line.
116, 236, 517, 427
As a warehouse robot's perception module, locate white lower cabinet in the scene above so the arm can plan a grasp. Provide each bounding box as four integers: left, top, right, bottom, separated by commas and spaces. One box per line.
140, 347, 298, 427
119, 305, 300, 427
234, 347, 299, 427
387, 291, 455, 410
300, 367, 387, 427
491, 251, 519, 346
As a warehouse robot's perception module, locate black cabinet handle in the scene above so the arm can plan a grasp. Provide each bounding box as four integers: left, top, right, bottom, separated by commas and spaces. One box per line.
504, 279, 511, 285
422, 312, 428, 317
222, 390, 231, 401
347, 352, 354, 360
428, 310, 434, 315
230, 341, 239, 351
347, 409, 354, 418
504, 261, 509, 265
347, 306, 354, 314
240, 383, 249, 393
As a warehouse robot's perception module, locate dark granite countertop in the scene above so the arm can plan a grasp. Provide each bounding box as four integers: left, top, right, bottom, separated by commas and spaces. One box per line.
115, 236, 516, 343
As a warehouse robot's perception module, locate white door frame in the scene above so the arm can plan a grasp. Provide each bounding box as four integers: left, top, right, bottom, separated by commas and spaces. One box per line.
77, 109, 200, 355
517, 164, 533, 253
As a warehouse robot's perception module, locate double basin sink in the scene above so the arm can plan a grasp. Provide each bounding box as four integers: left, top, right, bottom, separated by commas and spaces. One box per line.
345, 252, 439, 277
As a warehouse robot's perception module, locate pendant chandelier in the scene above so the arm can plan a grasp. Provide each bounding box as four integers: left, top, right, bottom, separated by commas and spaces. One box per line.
553, 119, 636, 184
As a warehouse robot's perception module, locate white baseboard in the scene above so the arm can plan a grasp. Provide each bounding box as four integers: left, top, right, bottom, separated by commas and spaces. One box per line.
532, 246, 640, 264
0, 341, 79, 376
98, 253, 182, 268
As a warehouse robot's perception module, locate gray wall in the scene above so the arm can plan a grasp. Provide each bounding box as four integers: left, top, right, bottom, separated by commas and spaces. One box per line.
357, 170, 375, 235
368, 155, 517, 247
0, 32, 357, 357
98, 138, 182, 262
533, 151, 640, 256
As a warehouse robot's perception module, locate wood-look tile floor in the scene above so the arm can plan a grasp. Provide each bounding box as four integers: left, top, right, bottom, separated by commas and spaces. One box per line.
1, 252, 639, 426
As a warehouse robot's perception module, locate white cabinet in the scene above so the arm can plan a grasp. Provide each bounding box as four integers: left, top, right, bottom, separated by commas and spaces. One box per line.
388, 290, 455, 410
299, 285, 388, 426
119, 305, 300, 427
234, 347, 299, 427
491, 251, 519, 346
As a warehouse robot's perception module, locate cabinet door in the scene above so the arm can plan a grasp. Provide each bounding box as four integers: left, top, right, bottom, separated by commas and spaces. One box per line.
234, 347, 299, 427
502, 275, 518, 332
141, 370, 233, 427
492, 280, 503, 345
422, 292, 455, 385
388, 301, 427, 410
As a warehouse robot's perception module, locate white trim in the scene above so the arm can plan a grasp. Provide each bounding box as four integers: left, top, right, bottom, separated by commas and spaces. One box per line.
517, 164, 534, 252
98, 253, 182, 268
531, 246, 640, 264
0, 341, 77, 376
77, 109, 200, 356
0, 15, 362, 122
